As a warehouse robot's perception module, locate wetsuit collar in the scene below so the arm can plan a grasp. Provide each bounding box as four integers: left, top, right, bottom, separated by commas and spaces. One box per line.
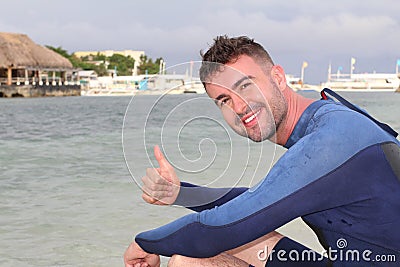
284, 100, 330, 149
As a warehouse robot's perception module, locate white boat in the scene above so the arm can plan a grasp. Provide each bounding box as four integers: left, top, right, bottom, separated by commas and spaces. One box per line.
285, 74, 321, 92
81, 74, 205, 96
321, 72, 400, 92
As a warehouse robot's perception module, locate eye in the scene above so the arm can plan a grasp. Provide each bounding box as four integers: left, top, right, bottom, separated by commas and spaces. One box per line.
217, 97, 230, 108
240, 82, 252, 90
220, 98, 229, 105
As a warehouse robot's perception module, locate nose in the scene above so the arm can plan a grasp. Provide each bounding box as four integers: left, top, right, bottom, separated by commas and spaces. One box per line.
231, 93, 247, 115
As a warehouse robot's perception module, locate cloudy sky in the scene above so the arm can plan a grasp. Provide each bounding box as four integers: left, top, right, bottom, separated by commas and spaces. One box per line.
1, 0, 399, 84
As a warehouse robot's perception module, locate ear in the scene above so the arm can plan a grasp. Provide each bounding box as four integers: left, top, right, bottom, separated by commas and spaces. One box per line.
270, 65, 287, 91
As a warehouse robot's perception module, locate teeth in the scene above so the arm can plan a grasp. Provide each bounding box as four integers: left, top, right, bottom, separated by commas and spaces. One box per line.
245, 114, 256, 123
244, 110, 260, 124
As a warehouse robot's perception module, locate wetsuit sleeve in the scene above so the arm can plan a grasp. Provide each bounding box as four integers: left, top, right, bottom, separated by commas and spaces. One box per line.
135, 110, 398, 258
174, 182, 248, 212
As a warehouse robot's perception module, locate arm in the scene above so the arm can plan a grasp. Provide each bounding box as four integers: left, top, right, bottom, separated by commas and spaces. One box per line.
174, 182, 248, 212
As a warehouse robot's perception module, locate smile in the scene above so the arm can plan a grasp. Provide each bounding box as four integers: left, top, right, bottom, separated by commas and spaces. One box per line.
242, 109, 261, 126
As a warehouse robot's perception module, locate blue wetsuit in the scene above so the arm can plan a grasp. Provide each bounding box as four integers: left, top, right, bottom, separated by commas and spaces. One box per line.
136, 91, 400, 266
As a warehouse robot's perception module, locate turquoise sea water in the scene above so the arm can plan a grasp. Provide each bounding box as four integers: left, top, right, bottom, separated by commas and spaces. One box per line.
0, 91, 399, 266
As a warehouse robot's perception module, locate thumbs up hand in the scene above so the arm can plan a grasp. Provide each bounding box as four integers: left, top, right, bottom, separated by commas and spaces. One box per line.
141, 145, 180, 205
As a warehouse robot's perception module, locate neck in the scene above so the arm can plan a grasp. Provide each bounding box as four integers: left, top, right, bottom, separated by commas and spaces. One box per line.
275, 87, 314, 146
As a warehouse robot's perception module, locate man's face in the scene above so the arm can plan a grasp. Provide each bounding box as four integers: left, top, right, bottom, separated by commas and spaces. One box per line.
205, 55, 287, 142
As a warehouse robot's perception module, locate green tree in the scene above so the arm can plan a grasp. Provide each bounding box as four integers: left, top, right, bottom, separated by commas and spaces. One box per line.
138, 55, 163, 75
107, 54, 136, 76
92, 52, 107, 61
46, 46, 70, 58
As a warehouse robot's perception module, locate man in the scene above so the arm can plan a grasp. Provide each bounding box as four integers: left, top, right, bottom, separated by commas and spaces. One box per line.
124, 36, 400, 266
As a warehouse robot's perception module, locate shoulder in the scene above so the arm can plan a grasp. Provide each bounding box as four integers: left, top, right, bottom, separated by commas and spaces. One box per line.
283, 101, 397, 173
305, 101, 395, 146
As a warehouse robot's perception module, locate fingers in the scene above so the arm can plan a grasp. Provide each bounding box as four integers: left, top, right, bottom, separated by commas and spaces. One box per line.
126, 258, 149, 267
142, 168, 173, 195
154, 145, 171, 171
141, 168, 174, 204
140, 145, 180, 205
124, 242, 144, 267
145, 168, 172, 188
142, 192, 157, 204
154, 145, 180, 187
124, 241, 160, 267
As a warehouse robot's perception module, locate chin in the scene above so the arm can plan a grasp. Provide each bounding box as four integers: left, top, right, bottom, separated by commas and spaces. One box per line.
244, 132, 263, 142
249, 129, 275, 143
249, 137, 263, 143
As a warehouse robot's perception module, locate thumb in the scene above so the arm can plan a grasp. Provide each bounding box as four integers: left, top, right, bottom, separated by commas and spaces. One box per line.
154, 145, 170, 170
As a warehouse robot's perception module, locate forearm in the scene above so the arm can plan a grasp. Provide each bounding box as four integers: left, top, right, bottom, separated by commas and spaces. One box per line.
174, 182, 248, 212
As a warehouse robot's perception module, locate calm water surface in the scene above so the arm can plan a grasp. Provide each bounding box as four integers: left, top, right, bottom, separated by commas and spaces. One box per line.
0, 91, 399, 266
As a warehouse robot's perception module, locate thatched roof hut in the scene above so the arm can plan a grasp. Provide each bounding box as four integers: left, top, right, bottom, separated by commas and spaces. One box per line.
0, 32, 72, 70
0, 32, 76, 86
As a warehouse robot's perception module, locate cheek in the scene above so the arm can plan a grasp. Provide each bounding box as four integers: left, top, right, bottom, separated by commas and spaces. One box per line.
222, 108, 239, 127
249, 87, 271, 107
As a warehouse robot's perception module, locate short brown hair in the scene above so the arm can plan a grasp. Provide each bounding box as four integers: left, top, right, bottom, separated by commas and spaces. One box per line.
199, 35, 274, 84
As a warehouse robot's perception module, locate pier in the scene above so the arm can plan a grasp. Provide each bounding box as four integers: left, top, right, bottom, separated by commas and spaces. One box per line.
0, 84, 80, 97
